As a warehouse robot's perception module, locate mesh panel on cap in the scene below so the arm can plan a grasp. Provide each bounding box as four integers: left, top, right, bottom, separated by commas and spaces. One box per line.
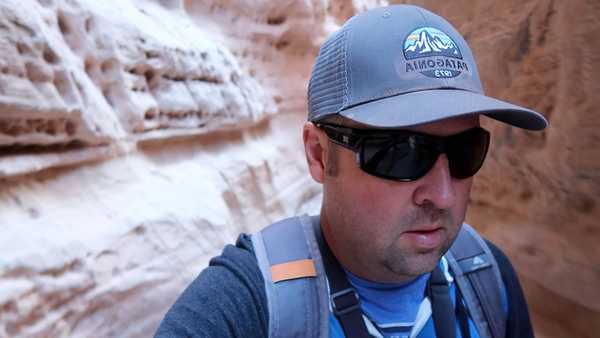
307, 28, 348, 121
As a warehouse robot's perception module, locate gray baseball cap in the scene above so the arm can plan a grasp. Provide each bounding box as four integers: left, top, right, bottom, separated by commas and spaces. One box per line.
307, 5, 548, 130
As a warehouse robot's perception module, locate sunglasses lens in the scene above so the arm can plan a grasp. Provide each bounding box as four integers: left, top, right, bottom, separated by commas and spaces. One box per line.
360, 136, 439, 180
447, 128, 490, 179
357, 128, 489, 181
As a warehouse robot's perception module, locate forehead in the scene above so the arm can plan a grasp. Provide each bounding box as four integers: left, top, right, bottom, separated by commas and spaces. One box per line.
323, 114, 480, 136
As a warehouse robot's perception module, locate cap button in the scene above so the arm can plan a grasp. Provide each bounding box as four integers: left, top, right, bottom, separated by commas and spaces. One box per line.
382, 10, 391, 19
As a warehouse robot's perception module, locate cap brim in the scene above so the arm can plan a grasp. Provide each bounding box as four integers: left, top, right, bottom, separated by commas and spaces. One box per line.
338, 89, 548, 130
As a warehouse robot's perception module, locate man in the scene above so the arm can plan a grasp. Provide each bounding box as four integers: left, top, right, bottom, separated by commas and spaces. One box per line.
155, 5, 547, 338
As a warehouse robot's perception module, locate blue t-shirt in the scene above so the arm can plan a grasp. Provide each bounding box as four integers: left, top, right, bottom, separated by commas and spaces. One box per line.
329, 258, 507, 338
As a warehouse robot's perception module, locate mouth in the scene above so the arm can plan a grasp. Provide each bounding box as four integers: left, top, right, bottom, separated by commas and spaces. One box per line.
402, 227, 445, 249
406, 225, 443, 233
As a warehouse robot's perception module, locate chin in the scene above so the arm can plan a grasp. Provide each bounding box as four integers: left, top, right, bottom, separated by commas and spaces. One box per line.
413, 251, 445, 274
384, 249, 444, 278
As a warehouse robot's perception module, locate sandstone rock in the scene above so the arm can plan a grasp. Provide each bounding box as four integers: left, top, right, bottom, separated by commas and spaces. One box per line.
0, 0, 275, 177
0, 0, 349, 336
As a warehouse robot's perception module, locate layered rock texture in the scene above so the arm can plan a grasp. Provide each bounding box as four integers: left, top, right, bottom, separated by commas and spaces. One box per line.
0, 0, 597, 337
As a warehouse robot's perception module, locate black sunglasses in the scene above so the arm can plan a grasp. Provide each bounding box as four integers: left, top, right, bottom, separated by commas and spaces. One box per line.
317, 123, 490, 181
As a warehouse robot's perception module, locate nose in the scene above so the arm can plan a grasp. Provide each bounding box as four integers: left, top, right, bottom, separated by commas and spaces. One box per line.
412, 154, 456, 209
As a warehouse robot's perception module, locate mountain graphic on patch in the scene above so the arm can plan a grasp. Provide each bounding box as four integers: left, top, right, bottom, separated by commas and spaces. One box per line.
403, 27, 462, 60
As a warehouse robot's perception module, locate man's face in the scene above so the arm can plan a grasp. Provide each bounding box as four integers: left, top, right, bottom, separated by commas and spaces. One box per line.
309, 115, 479, 283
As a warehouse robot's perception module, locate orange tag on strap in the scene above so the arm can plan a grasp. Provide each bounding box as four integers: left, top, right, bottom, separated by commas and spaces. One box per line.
271, 259, 317, 283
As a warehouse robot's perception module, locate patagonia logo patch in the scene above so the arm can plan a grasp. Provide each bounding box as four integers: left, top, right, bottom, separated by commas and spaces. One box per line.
403, 27, 469, 79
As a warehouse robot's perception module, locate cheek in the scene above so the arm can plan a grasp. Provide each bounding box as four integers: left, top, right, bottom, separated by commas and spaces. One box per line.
345, 175, 416, 231
457, 178, 473, 202
362, 180, 408, 212
452, 178, 473, 217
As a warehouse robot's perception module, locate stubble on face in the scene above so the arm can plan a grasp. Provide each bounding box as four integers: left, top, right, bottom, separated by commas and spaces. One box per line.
325, 140, 339, 177
379, 202, 460, 277
325, 176, 465, 282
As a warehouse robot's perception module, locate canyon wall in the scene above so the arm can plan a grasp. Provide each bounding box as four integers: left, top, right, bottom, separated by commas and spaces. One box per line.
0, 0, 597, 337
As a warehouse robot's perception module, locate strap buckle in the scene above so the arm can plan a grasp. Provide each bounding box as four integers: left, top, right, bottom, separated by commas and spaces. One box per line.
331, 288, 360, 316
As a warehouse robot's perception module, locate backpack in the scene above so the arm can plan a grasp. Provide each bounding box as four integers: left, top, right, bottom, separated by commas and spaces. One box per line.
251, 215, 506, 338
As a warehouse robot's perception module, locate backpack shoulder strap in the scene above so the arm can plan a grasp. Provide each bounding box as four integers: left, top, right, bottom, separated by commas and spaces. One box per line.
251, 215, 329, 338
446, 223, 507, 338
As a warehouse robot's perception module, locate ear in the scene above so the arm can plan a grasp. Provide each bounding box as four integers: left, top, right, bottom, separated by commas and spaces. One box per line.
303, 122, 327, 183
